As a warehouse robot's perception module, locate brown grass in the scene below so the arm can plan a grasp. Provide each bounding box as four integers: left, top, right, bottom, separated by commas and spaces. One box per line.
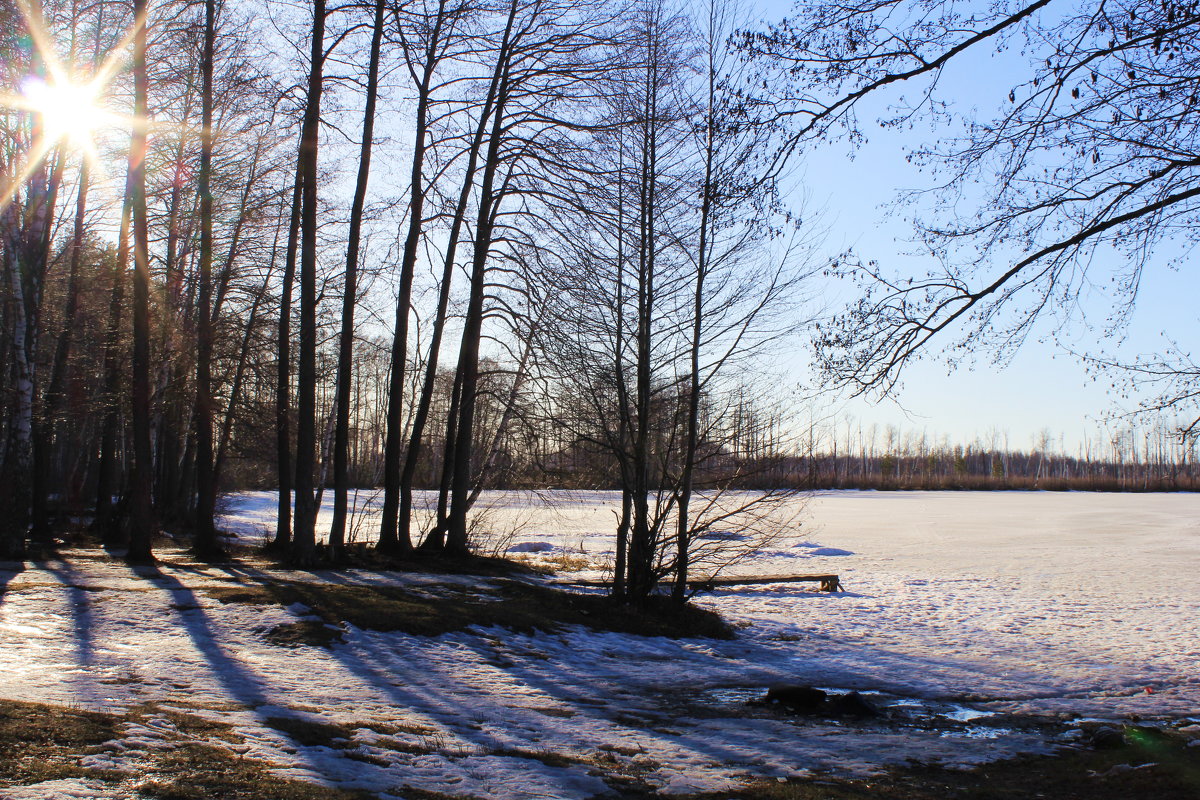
261, 715, 354, 748
0, 699, 123, 786
511, 551, 594, 572
137, 741, 376, 800
203, 578, 734, 640
0, 699, 377, 799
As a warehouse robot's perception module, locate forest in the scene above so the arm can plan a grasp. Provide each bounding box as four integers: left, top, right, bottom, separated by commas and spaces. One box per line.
4, 0, 1200, 598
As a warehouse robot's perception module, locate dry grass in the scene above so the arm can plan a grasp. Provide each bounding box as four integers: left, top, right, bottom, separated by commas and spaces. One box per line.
137, 741, 376, 800
262, 715, 355, 748
511, 551, 594, 572
0, 699, 122, 786
203, 578, 734, 640
0, 699, 377, 799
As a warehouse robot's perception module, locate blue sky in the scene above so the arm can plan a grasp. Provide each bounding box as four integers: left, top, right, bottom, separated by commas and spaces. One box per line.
752, 0, 1200, 449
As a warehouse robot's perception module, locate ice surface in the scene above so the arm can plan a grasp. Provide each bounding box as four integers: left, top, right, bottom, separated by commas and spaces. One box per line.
0, 489, 1196, 798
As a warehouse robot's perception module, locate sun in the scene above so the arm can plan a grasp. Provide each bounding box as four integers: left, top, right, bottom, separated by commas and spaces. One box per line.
0, 2, 150, 211
21, 76, 112, 151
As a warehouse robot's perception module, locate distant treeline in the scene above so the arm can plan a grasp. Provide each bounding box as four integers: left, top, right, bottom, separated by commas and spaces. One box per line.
768, 448, 1200, 492
472, 419, 1200, 493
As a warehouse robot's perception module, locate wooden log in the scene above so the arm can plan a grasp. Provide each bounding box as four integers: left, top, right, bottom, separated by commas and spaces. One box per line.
554, 574, 842, 592
688, 574, 842, 592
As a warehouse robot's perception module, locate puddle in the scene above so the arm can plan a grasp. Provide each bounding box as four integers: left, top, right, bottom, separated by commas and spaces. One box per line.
700, 685, 1008, 739
941, 726, 1014, 740
707, 687, 761, 705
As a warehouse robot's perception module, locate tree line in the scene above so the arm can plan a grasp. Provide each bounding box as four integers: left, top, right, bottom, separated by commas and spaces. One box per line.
786, 419, 1200, 491
0, 0, 805, 604
3, 0, 1198, 604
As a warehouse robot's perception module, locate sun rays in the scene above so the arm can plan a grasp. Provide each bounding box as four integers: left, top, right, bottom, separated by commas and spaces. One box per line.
0, 0, 149, 213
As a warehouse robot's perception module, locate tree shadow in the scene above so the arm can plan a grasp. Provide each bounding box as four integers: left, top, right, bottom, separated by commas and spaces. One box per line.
39, 557, 97, 669
0, 560, 26, 606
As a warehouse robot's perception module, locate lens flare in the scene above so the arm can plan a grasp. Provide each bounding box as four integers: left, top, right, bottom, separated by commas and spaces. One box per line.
21, 76, 111, 151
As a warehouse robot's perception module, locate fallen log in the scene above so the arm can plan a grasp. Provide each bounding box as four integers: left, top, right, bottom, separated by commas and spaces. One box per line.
554, 573, 842, 592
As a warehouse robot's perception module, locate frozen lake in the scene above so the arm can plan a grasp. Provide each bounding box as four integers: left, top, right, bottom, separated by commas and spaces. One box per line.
222, 489, 1200, 720
0, 489, 1196, 798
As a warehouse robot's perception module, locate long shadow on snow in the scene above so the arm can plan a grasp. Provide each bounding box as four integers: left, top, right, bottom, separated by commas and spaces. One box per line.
140, 556, 1035, 788
445, 624, 1060, 778
129, 561, 343, 771
39, 557, 98, 669
0, 560, 26, 604
318, 615, 779, 777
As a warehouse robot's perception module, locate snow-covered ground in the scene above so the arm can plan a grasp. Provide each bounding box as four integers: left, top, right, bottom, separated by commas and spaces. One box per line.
1, 490, 1197, 798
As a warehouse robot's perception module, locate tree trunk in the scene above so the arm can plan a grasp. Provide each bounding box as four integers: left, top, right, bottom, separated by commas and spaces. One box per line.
94, 180, 134, 543
0, 205, 33, 559
393, 0, 507, 552
31, 156, 90, 543
273, 166, 302, 550
127, 0, 156, 563
446, 96, 509, 556
291, 0, 326, 564
674, 16, 717, 603
331, 0, 385, 556
444, 0, 523, 554
193, 0, 221, 558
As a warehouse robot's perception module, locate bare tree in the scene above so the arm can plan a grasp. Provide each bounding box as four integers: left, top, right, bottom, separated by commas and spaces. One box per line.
192, 0, 220, 557
330, 0, 386, 556
743, 0, 1200, 406
377, 0, 474, 553
291, 0, 327, 564
127, 0, 156, 563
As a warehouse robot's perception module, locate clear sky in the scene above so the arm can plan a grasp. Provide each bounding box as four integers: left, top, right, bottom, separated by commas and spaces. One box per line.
751, 0, 1200, 450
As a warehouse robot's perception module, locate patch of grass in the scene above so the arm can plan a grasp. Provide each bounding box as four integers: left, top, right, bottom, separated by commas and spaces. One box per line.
0, 700, 382, 799
0, 699, 123, 786
139, 741, 376, 800
489, 746, 588, 769
265, 619, 343, 648
204, 579, 734, 640
374, 720, 437, 736
512, 551, 594, 572
264, 544, 540, 579
340, 749, 393, 767
155, 708, 244, 744
394, 787, 484, 800
262, 716, 355, 748
519, 705, 577, 718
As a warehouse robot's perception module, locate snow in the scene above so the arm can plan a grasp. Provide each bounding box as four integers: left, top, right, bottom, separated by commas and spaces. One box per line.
0, 489, 1197, 798
1, 779, 115, 799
